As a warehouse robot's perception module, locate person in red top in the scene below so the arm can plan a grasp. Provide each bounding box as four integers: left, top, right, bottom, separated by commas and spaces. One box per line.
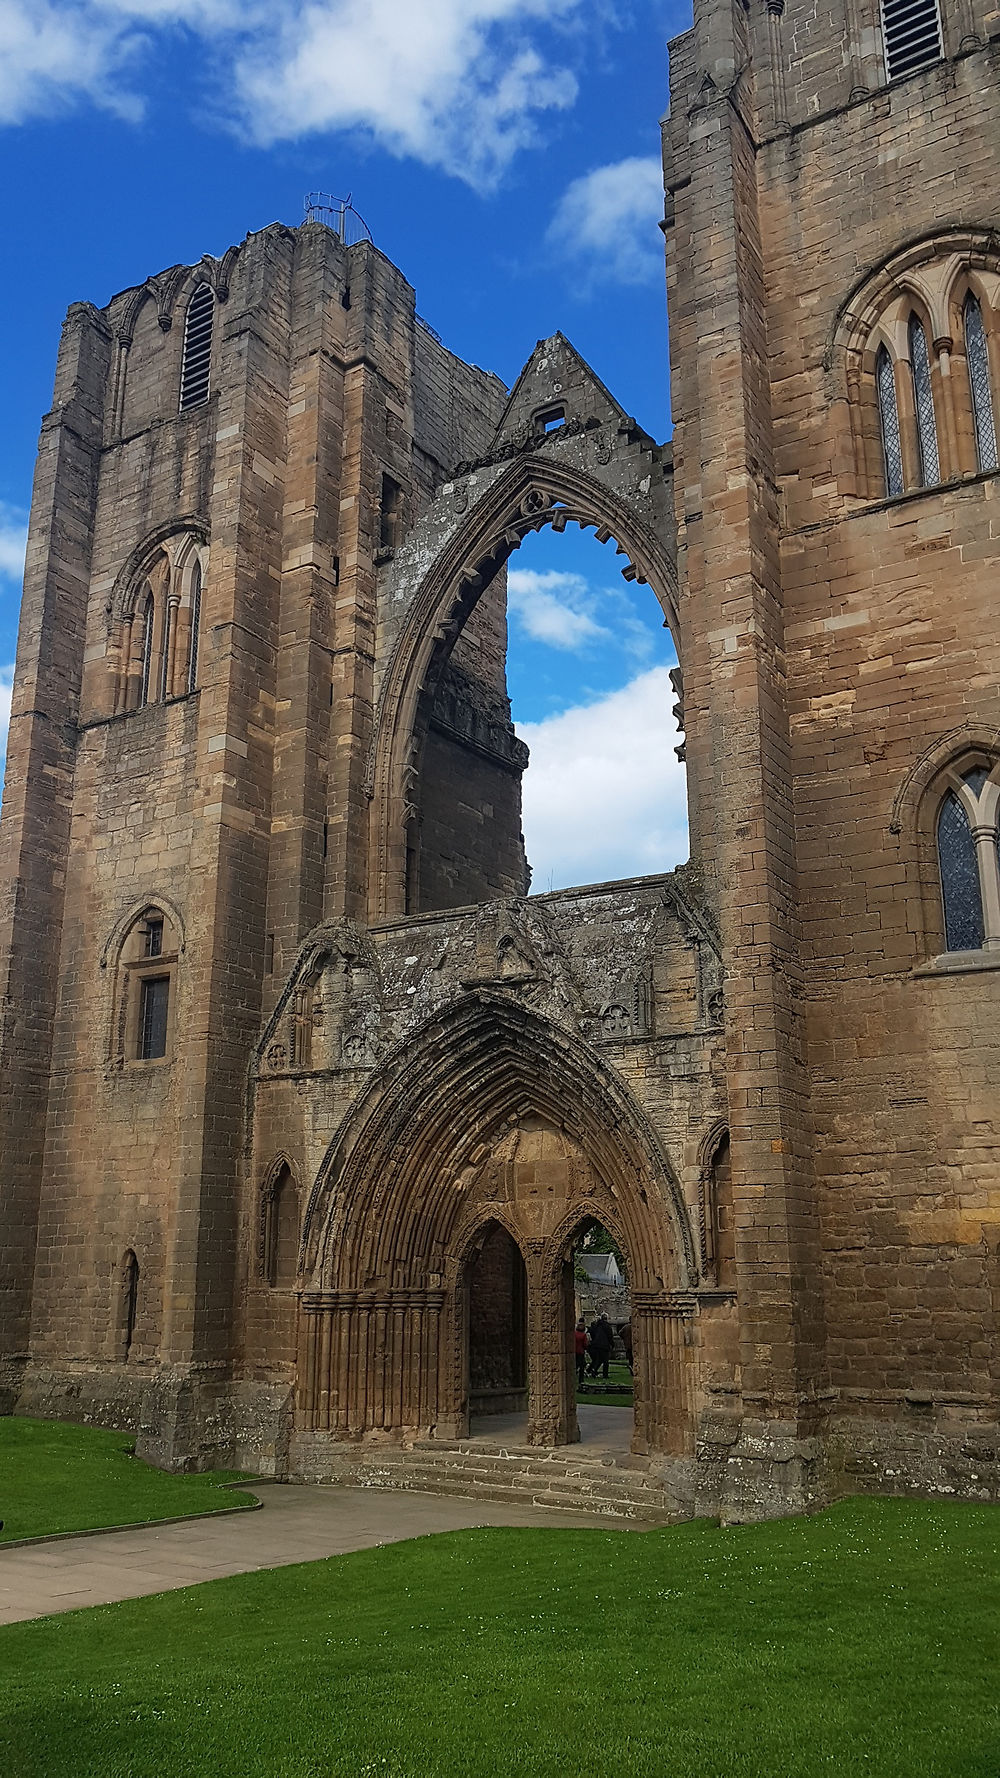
574, 1318, 589, 1386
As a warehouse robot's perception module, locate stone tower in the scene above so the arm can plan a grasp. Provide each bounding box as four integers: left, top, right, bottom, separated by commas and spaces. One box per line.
2, 0, 999, 1517
662, 0, 1000, 1507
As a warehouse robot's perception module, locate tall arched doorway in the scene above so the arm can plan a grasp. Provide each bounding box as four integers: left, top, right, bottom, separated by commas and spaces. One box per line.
465, 1221, 528, 1423
299, 994, 695, 1456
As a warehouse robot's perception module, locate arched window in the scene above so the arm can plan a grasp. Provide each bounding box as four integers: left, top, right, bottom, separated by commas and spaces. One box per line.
179, 284, 214, 412
935, 766, 1000, 953
187, 557, 202, 693
700, 1130, 735, 1288
112, 905, 180, 1064
908, 315, 940, 487
263, 1163, 299, 1288
876, 345, 904, 497
138, 589, 155, 709
964, 295, 998, 474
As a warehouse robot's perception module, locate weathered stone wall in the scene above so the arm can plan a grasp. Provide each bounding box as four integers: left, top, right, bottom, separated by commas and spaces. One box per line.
2, 219, 512, 1453
665, 0, 1000, 1508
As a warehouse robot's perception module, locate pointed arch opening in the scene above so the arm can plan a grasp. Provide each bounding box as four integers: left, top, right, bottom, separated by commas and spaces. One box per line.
179, 283, 214, 411
367, 457, 682, 923
116, 1249, 140, 1361
299, 993, 694, 1454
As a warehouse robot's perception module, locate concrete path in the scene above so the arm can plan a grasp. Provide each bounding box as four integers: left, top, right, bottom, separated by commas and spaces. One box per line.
0, 1482, 642, 1627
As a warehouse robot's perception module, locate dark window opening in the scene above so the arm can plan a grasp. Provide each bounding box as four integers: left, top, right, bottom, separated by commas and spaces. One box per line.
332, 553, 340, 586
143, 917, 164, 958
265, 932, 275, 974
341, 285, 351, 310
179, 283, 214, 412
379, 474, 403, 552
138, 975, 170, 1060
123, 1250, 140, 1358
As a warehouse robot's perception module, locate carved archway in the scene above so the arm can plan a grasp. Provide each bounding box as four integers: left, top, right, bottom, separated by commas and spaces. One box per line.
367, 455, 680, 921
298, 992, 694, 1452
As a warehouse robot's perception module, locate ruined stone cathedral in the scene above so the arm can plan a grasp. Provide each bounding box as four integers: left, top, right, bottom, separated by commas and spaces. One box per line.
2, 0, 1000, 1522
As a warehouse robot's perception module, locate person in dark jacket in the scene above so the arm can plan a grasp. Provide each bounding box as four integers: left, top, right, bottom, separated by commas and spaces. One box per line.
587, 1313, 613, 1379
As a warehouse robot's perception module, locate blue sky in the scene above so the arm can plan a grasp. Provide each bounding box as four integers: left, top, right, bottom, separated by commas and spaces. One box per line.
0, 0, 691, 886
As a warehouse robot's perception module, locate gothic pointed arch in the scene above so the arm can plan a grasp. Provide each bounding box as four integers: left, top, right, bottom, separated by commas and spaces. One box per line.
303, 990, 695, 1288
299, 992, 695, 1450
366, 453, 680, 920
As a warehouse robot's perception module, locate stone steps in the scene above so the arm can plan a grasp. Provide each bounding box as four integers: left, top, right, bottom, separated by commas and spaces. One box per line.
315, 1439, 681, 1521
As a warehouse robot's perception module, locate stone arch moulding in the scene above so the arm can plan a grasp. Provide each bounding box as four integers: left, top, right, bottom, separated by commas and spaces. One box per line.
888, 722, 1000, 838
828, 226, 1000, 373
107, 518, 209, 629
296, 992, 696, 1450
99, 893, 187, 971
366, 454, 679, 922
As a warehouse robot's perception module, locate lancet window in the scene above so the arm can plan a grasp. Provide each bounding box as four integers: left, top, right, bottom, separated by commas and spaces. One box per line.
965, 296, 999, 474
876, 345, 904, 498
908, 314, 940, 487
934, 764, 1000, 955
179, 283, 215, 411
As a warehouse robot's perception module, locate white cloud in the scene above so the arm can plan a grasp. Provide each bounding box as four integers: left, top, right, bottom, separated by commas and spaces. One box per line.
0, 2, 142, 125
517, 665, 688, 892
235, 1, 579, 184
547, 155, 664, 286
507, 567, 608, 651
0, 0, 582, 185
0, 507, 28, 583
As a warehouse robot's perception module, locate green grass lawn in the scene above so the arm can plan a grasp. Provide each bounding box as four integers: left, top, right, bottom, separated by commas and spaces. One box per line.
0, 1417, 255, 1542
577, 1357, 634, 1407
3, 1496, 999, 1777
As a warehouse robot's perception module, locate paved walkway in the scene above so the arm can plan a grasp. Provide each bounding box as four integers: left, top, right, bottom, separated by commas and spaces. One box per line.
0, 1482, 641, 1627
470, 1404, 633, 1452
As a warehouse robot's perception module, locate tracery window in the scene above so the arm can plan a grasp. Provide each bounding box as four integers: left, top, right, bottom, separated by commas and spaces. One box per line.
841, 241, 1000, 501
965, 296, 999, 474
179, 283, 214, 411
908, 314, 940, 487
119, 539, 206, 712
935, 765, 1000, 954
